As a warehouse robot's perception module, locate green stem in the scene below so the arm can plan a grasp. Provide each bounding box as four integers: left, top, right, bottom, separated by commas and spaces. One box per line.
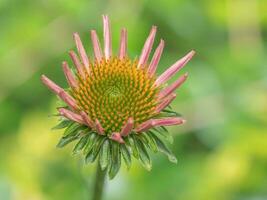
92, 161, 107, 200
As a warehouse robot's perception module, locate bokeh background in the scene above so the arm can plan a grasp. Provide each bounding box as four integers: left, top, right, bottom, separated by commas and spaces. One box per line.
0, 0, 267, 199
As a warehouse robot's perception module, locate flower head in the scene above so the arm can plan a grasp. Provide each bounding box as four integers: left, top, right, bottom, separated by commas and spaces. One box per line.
41, 15, 194, 179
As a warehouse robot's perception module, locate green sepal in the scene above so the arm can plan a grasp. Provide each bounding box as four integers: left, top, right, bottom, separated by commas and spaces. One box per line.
149, 132, 177, 163
83, 132, 97, 155
52, 120, 72, 130
72, 134, 89, 155
152, 126, 173, 144
120, 143, 131, 170
85, 135, 105, 164
108, 142, 121, 179
127, 136, 139, 158
134, 136, 152, 171
161, 109, 182, 117
99, 139, 111, 170
141, 132, 158, 153
56, 133, 79, 148
63, 123, 82, 137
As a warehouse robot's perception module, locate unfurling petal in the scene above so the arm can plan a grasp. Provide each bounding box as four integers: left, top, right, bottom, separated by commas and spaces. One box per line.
41, 75, 63, 94
152, 117, 185, 127
138, 26, 157, 68
155, 93, 176, 113
95, 119, 105, 135
155, 50, 195, 86
58, 91, 79, 110
119, 28, 127, 59
110, 132, 125, 143
148, 39, 164, 75
103, 15, 112, 59
91, 30, 103, 62
58, 108, 85, 125
69, 50, 85, 78
80, 111, 95, 128
135, 117, 185, 132
73, 32, 90, 73
158, 73, 188, 99
120, 117, 134, 136
62, 61, 78, 89
135, 119, 153, 132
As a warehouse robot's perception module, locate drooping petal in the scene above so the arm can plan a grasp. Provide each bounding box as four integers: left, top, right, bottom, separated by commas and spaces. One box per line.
138, 26, 157, 68
69, 50, 85, 78
62, 61, 78, 89
155, 50, 195, 86
119, 28, 127, 59
151, 117, 185, 127
41, 75, 63, 94
103, 15, 112, 59
91, 30, 103, 62
73, 32, 90, 73
135, 117, 185, 133
158, 73, 188, 100
80, 111, 94, 128
155, 93, 176, 113
95, 119, 105, 135
58, 108, 85, 125
120, 117, 134, 136
135, 119, 153, 132
58, 91, 79, 110
147, 39, 164, 75
110, 132, 125, 143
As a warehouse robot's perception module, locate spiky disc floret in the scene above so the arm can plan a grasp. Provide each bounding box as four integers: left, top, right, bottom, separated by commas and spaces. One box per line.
74, 57, 158, 134
41, 15, 195, 179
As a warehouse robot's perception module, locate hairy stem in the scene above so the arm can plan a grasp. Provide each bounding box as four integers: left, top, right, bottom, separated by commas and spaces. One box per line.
92, 161, 107, 200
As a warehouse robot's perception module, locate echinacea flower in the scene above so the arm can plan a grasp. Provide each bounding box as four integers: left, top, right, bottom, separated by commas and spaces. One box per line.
41, 15, 195, 179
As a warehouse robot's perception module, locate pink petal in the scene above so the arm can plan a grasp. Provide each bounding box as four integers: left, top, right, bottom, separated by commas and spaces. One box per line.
73, 32, 90, 73
95, 119, 105, 135
135, 119, 153, 132
138, 26, 157, 68
69, 50, 85, 78
155, 93, 176, 113
41, 75, 63, 94
58, 108, 85, 125
119, 28, 127, 59
62, 61, 78, 89
158, 73, 188, 100
58, 90, 79, 110
155, 50, 195, 86
91, 30, 103, 62
102, 15, 112, 59
80, 111, 95, 128
147, 39, 164, 75
110, 132, 125, 143
120, 117, 134, 136
152, 117, 185, 127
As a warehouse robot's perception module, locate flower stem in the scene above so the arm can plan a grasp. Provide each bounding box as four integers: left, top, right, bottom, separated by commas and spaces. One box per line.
92, 161, 107, 200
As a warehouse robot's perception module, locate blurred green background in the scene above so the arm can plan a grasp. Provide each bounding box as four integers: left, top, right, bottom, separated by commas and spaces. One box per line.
0, 0, 267, 199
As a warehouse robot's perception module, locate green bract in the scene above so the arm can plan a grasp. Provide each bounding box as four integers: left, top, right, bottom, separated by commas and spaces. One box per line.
53, 107, 179, 179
